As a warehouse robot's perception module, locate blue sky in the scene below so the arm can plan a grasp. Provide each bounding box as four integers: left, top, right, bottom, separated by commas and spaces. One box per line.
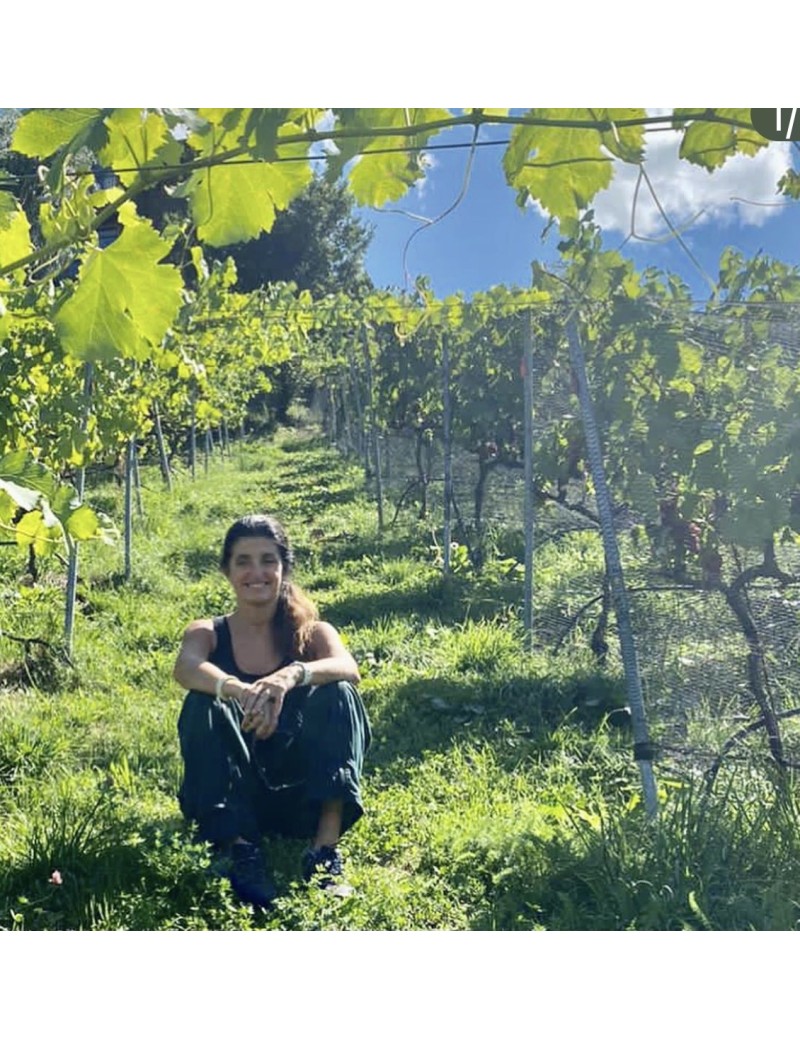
355, 120, 800, 302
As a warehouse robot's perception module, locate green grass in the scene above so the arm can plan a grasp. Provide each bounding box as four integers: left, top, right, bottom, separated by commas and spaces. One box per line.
2, 428, 800, 930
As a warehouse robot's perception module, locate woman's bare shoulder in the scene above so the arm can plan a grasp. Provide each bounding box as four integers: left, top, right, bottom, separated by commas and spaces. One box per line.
180, 618, 218, 646
305, 619, 346, 653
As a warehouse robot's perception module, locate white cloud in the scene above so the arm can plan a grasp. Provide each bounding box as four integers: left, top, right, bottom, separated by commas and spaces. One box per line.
412, 151, 439, 205
589, 131, 792, 239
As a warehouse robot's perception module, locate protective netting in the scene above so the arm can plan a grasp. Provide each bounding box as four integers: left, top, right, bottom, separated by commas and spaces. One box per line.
314, 303, 800, 783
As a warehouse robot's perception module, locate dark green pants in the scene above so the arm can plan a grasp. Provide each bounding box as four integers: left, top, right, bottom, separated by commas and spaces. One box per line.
177, 681, 371, 847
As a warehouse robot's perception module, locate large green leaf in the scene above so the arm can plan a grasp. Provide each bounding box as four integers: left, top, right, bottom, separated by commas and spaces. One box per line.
54, 210, 183, 361
186, 144, 312, 246
335, 108, 451, 205
0, 193, 32, 268
676, 109, 767, 170
46, 485, 100, 541
65, 503, 101, 541
245, 109, 291, 160
14, 509, 57, 556
0, 450, 59, 507
503, 110, 615, 224
12, 108, 107, 158
99, 109, 184, 188
348, 147, 425, 207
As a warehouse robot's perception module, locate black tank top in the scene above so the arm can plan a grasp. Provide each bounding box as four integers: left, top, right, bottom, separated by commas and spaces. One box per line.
204, 616, 306, 789
208, 615, 291, 682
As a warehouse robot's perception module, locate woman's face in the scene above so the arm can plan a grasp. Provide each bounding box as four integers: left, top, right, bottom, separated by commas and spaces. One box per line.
224, 536, 284, 607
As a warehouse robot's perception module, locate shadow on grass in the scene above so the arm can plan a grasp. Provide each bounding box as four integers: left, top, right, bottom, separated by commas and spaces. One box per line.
322, 572, 525, 628
362, 670, 630, 781
273, 484, 359, 511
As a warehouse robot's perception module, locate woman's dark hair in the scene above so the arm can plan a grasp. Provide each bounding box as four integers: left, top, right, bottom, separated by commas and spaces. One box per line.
220, 514, 294, 574
220, 514, 318, 655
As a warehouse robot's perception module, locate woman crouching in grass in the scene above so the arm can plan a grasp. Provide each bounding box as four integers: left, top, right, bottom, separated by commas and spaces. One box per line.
173, 514, 371, 909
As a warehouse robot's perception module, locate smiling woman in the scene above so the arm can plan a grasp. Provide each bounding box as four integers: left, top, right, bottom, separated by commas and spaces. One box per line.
172, 514, 371, 909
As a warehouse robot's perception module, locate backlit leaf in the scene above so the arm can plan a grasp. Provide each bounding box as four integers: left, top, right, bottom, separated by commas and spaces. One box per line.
245, 109, 290, 160
677, 109, 767, 170
0, 450, 59, 504
0, 193, 32, 267
12, 108, 107, 158
348, 148, 424, 206
678, 341, 703, 373
66, 503, 100, 541
504, 110, 614, 224
187, 145, 312, 246
595, 108, 646, 163
15, 509, 57, 556
99, 109, 183, 188
337, 109, 451, 206
54, 213, 183, 361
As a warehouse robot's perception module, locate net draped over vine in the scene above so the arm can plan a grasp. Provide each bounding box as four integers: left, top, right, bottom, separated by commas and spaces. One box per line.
313, 300, 800, 785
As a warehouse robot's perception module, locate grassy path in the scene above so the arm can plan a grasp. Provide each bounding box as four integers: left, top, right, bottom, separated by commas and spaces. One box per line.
2, 429, 800, 930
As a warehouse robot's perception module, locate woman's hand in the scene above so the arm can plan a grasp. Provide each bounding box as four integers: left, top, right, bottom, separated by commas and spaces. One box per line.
240, 666, 298, 740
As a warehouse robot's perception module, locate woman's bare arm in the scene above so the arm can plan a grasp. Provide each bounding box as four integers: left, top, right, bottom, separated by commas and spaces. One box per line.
173, 619, 246, 699
298, 620, 361, 686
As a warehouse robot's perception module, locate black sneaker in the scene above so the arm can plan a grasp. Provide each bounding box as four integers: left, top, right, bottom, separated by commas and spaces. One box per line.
301, 845, 353, 897
222, 842, 278, 909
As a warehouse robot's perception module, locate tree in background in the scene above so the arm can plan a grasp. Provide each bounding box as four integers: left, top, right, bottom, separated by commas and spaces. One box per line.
208, 176, 375, 425
208, 175, 373, 297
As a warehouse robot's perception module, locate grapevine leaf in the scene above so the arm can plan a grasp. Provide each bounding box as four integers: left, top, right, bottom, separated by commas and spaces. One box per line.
64, 505, 100, 544
186, 143, 312, 246
15, 509, 57, 556
0, 193, 32, 267
12, 109, 110, 191
678, 341, 703, 374
54, 213, 183, 361
189, 109, 251, 152
0, 489, 16, 524
335, 109, 451, 205
779, 169, 800, 199
594, 108, 646, 163
47, 485, 100, 542
245, 109, 291, 160
12, 108, 108, 158
348, 147, 425, 206
99, 109, 184, 188
0, 480, 40, 513
0, 450, 59, 506
503, 110, 615, 224
677, 109, 767, 170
